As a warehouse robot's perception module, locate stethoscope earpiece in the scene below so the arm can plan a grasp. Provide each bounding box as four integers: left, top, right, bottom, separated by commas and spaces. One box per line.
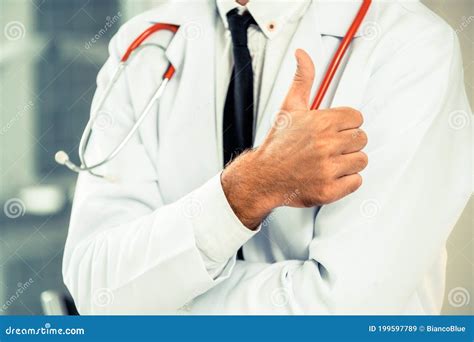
54, 23, 179, 180
55, 151, 70, 166
54, 150, 81, 173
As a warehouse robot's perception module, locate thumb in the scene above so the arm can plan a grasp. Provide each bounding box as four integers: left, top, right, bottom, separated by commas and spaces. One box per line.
281, 49, 315, 111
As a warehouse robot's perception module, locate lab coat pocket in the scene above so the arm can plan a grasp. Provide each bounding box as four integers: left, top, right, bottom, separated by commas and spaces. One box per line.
100, 143, 159, 184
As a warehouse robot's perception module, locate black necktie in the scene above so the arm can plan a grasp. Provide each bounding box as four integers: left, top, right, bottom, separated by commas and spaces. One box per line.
223, 9, 257, 260
223, 9, 257, 165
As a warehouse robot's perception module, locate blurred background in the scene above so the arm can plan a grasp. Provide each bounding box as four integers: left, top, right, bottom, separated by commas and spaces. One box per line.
0, 0, 472, 315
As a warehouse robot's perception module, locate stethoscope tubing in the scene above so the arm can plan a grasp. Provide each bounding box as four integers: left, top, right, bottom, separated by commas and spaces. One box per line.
56, 24, 179, 179
311, 0, 372, 110
56, 0, 372, 179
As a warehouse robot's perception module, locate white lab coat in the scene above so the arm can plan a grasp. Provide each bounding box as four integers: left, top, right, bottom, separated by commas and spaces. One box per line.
63, 0, 473, 315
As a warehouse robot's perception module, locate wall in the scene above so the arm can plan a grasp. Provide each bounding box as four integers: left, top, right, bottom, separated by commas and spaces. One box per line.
421, 0, 473, 315
0, 2, 38, 201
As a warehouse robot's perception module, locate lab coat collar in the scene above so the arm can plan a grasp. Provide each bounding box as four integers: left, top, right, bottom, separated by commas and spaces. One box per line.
215, 0, 375, 39
216, 0, 311, 39
148, 1, 215, 79
150, 0, 375, 73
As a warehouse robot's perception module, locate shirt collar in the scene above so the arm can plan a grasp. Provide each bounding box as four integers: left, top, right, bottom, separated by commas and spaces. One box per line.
216, 0, 311, 39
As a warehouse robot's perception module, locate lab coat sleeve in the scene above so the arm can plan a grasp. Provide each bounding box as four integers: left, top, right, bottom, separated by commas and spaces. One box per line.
188, 27, 473, 314
62, 31, 257, 314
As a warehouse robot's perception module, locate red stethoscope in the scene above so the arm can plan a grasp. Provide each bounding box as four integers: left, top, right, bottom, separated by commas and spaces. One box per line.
56, 0, 372, 179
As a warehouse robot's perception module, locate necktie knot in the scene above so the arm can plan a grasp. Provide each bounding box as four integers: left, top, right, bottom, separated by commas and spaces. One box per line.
226, 9, 257, 46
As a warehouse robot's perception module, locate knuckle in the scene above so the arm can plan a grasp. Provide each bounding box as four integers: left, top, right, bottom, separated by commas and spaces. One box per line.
320, 161, 337, 179
318, 164, 330, 179
314, 138, 332, 155
339, 107, 364, 126
316, 110, 328, 121
318, 155, 339, 178
358, 129, 368, 145
319, 185, 336, 204
348, 129, 368, 150
293, 67, 307, 83
337, 106, 352, 112
358, 152, 369, 169
315, 112, 334, 130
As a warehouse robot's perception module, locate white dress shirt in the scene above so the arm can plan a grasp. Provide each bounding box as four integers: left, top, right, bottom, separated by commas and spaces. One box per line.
197, 0, 311, 277
215, 0, 311, 124
199, 0, 343, 278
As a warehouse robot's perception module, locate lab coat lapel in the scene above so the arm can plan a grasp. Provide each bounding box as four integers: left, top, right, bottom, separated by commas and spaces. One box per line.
255, 3, 326, 145
329, 40, 372, 109
157, 13, 221, 201
128, 4, 219, 201
316, 0, 377, 108
256, 0, 377, 144
126, 27, 179, 174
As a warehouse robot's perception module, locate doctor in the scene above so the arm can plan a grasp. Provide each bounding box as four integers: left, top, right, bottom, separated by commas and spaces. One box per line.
63, 0, 472, 314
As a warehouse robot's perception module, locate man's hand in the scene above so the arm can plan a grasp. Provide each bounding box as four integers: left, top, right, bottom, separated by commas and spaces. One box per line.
222, 49, 368, 229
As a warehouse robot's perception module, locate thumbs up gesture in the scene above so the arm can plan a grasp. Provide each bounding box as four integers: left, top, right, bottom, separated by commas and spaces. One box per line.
222, 49, 368, 229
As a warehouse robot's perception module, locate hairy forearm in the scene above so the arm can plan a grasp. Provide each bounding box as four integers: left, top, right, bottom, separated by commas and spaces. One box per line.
221, 150, 276, 230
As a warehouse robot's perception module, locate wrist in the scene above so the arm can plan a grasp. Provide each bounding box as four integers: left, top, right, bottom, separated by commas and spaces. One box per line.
221, 149, 277, 230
